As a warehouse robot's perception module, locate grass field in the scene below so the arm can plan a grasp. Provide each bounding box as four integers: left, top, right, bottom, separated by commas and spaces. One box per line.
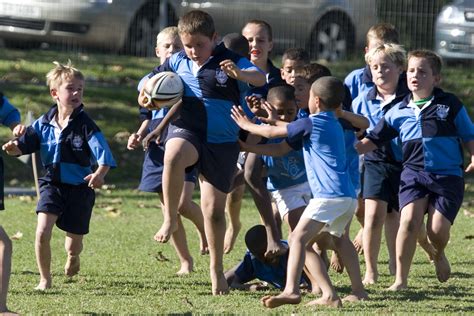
0, 48, 473, 314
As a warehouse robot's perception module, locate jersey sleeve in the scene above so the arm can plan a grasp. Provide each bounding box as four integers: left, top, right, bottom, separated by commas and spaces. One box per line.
286, 117, 312, 150
366, 117, 399, 147
234, 251, 257, 284
87, 131, 117, 168
0, 96, 21, 127
16, 120, 42, 155
454, 106, 474, 143
236, 56, 263, 92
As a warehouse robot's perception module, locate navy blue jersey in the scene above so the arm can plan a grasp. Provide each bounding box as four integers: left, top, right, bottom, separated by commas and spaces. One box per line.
16, 105, 116, 185
0, 93, 21, 128
151, 42, 260, 143
367, 88, 474, 176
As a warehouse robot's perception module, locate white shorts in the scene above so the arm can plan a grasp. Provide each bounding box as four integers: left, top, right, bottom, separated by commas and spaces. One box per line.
301, 197, 357, 237
271, 182, 312, 219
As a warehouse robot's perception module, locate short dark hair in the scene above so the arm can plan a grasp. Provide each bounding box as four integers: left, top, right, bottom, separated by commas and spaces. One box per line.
243, 19, 273, 41
178, 10, 215, 38
295, 62, 332, 85
245, 225, 267, 257
408, 49, 442, 75
311, 76, 345, 109
281, 48, 310, 65
267, 84, 296, 104
222, 33, 249, 57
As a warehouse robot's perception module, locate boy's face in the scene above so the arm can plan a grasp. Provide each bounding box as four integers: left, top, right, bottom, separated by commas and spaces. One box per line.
155, 34, 183, 64
241, 23, 273, 64
293, 76, 310, 109
407, 56, 440, 99
270, 98, 297, 123
180, 32, 217, 66
369, 53, 402, 94
51, 77, 84, 109
280, 59, 306, 85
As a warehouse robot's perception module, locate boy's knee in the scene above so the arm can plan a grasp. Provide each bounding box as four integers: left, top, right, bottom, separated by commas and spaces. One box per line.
399, 217, 421, 234
36, 229, 52, 243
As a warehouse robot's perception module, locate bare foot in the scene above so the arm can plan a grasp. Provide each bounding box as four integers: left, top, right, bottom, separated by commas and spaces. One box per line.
65, 255, 80, 277
387, 281, 407, 291
261, 293, 301, 308
306, 296, 342, 308
434, 252, 451, 283
353, 228, 364, 255
224, 222, 241, 254
35, 278, 52, 291
0, 310, 19, 316
330, 251, 344, 273
311, 284, 322, 295
211, 271, 229, 295
154, 221, 178, 243
264, 240, 288, 259
342, 291, 368, 302
176, 258, 193, 275
362, 273, 377, 286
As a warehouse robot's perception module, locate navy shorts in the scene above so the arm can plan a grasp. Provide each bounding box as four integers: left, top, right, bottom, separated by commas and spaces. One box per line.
138, 142, 198, 193
399, 168, 464, 224
36, 181, 95, 235
362, 160, 402, 211
166, 125, 240, 193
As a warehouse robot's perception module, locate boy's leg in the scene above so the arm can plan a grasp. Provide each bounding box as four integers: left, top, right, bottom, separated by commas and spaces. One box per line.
426, 207, 451, 282
261, 218, 339, 308
331, 231, 368, 302
170, 215, 194, 275
244, 153, 286, 258
178, 181, 208, 255
388, 198, 428, 291
384, 210, 400, 275
417, 221, 435, 262
156, 138, 198, 243
224, 182, 245, 254
64, 232, 83, 277
362, 199, 388, 285
0, 227, 12, 313
35, 212, 58, 290
199, 178, 228, 295
353, 196, 365, 254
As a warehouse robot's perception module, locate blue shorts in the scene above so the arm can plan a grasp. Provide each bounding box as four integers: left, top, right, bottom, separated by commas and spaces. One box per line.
138, 142, 198, 193
399, 168, 464, 224
166, 125, 240, 193
36, 180, 95, 235
362, 160, 401, 211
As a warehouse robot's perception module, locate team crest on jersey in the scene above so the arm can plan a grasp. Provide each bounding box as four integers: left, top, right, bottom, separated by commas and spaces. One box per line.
436, 104, 449, 120
72, 135, 83, 150
215, 68, 228, 86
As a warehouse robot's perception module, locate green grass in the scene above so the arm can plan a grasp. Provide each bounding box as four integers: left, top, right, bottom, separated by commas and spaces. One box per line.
1, 187, 473, 314
0, 48, 473, 313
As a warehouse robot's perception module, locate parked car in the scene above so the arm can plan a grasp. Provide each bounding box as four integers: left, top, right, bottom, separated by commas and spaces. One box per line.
0, 0, 377, 61
435, 0, 474, 62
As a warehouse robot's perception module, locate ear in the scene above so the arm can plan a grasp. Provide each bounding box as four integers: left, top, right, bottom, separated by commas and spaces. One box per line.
434, 74, 442, 86
268, 40, 274, 53
155, 47, 160, 59
50, 88, 58, 99
211, 32, 218, 43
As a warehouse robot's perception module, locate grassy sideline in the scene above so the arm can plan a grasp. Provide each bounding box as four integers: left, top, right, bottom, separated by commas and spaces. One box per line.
0, 48, 473, 313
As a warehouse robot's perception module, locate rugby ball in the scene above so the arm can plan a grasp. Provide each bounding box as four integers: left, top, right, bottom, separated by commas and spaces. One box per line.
143, 71, 183, 109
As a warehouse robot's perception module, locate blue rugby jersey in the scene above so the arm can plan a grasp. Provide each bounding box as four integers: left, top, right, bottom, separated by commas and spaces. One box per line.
367, 88, 474, 177
352, 83, 409, 163
344, 66, 374, 100
151, 42, 260, 143
286, 112, 356, 199
0, 93, 21, 127
261, 136, 307, 192
16, 105, 116, 185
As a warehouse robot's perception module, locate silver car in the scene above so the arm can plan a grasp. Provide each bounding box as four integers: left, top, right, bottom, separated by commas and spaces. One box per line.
435, 0, 474, 62
0, 0, 377, 60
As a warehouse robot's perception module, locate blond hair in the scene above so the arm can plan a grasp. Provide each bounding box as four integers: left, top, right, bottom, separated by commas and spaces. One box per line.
156, 26, 179, 47
365, 43, 406, 68
46, 60, 84, 90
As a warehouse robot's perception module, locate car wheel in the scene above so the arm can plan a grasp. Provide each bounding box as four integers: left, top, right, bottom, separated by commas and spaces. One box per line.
309, 12, 355, 61
124, 3, 161, 56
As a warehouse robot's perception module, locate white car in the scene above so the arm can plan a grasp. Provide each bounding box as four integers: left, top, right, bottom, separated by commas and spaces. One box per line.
0, 0, 377, 60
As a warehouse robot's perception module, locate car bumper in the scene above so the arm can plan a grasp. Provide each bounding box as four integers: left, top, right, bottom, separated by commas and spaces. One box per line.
435, 24, 474, 60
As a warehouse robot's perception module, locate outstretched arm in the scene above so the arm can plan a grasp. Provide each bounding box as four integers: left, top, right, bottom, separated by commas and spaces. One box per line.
2, 140, 22, 156
231, 106, 288, 139
220, 59, 266, 87
335, 106, 369, 131
142, 100, 183, 150
464, 140, 474, 173
239, 139, 292, 157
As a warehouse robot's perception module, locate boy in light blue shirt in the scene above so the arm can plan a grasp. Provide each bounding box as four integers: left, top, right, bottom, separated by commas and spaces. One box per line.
232, 76, 368, 308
